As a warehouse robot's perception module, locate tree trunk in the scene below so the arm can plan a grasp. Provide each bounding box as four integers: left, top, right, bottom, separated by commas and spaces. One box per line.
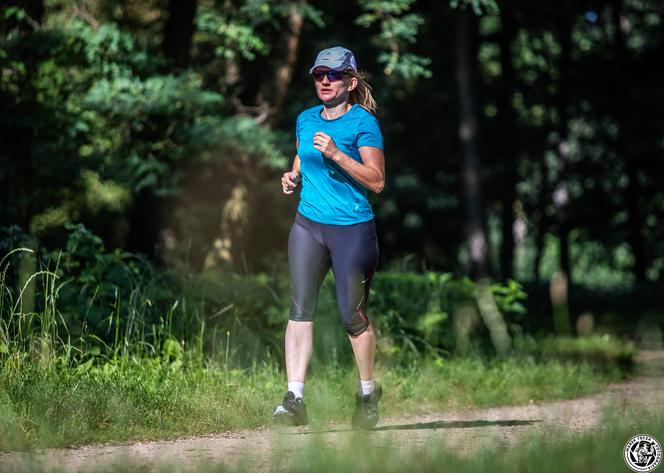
126, 190, 165, 259
553, 7, 572, 284
260, 2, 305, 126
550, 6, 573, 335
162, 0, 198, 69
611, 0, 647, 282
533, 216, 545, 283
0, 0, 43, 229
497, 0, 518, 281
456, 8, 511, 356
455, 9, 489, 280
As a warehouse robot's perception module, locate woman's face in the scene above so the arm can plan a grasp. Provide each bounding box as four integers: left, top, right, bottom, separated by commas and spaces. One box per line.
312, 67, 357, 105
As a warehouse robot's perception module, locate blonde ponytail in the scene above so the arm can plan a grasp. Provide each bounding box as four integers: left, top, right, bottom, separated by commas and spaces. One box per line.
347, 70, 378, 115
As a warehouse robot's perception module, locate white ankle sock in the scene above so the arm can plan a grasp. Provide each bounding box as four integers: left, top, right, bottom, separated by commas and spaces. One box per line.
359, 379, 374, 395
288, 381, 304, 399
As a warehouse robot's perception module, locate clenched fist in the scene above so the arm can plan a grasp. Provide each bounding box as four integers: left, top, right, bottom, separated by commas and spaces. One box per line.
313, 132, 341, 161
282, 171, 301, 195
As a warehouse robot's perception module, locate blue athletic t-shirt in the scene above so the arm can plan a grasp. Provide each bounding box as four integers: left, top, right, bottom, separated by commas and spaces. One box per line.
295, 103, 384, 225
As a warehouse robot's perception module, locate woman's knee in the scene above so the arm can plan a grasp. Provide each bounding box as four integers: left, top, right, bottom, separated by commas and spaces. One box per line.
344, 307, 371, 336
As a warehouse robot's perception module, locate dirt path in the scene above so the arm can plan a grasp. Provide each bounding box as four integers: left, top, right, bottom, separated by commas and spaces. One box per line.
2, 350, 663, 472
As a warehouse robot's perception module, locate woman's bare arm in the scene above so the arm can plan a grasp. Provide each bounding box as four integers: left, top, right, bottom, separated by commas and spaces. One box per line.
282, 140, 302, 195
312, 133, 385, 193
334, 146, 384, 193
292, 154, 301, 176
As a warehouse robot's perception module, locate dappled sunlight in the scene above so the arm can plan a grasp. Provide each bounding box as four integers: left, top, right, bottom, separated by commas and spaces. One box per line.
1, 0, 663, 470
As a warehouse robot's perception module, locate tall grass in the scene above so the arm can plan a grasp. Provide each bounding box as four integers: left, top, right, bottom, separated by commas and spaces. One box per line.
0, 347, 631, 450
5, 403, 662, 472
0, 232, 211, 370
1, 224, 637, 371
0, 226, 640, 451
1, 248, 60, 366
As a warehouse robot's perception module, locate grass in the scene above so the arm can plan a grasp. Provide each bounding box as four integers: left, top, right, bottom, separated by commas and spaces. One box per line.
268, 406, 664, 473
0, 349, 630, 451
0, 245, 643, 454
523, 334, 637, 371
380, 354, 622, 413
268, 406, 663, 473
5, 399, 662, 472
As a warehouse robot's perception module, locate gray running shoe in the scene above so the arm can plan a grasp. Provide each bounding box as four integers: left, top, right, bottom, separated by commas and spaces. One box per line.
352, 382, 382, 430
272, 391, 308, 426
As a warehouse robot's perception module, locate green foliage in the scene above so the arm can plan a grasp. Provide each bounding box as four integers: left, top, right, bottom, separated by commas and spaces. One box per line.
489, 278, 527, 315
213, 117, 289, 170
83, 71, 227, 195
0, 226, 640, 451
384, 352, 622, 412
6, 406, 663, 471
0, 224, 533, 367
0, 12, 292, 247
370, 271, 527, 358
449, 0, 499, 15
196, 5, 267, 61
1, 220, 648, 384
71, 21, 155, 75
0, 349, 630, 450
0, 224, 183, 363
3, 0, 664, 289
195, 0, 326, 61
3, 0, 664, 287
523, 334, 636, 372
356, 0, 432, 79
0, 357, 280, 449
2, 6, 26, 22
239, 0, 324, 28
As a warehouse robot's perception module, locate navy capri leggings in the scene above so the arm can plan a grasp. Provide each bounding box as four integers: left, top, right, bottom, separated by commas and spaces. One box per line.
288, 211, 379, 336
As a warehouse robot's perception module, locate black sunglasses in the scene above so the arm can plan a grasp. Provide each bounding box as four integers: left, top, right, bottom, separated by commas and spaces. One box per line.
312, 70, 347, 82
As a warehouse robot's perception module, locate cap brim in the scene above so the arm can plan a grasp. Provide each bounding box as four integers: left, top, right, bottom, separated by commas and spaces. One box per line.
309, 61, 346, 74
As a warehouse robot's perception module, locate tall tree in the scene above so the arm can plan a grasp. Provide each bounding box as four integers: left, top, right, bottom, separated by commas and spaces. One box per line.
548, 3, 574, 335
552, 3, 572, 284
0, 0, 44, 230
163, 0, 198, 68
455, 9, 489, 279
496, 0, 518, 280
611, 0, 647, 282
260, 1, 305, 126
455, 4, 511, 356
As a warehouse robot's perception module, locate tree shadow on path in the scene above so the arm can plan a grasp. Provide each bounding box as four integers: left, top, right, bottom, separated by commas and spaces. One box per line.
289, 418, 541, 435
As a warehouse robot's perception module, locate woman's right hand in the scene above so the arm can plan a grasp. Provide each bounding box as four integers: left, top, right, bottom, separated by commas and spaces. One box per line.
282, 171, 301, 195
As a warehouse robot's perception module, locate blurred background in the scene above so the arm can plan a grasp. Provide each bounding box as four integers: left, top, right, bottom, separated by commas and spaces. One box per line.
1, 0, 663, 365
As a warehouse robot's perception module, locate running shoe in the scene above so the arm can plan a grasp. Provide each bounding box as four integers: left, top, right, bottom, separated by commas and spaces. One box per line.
352, 381, 382, 430
272, 391, 308, 426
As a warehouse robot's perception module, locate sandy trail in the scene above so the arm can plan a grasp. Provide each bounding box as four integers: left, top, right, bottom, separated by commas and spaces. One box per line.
2, 350, 663, 472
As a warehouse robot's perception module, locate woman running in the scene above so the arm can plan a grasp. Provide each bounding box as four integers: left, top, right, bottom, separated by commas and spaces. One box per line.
272, 46, 385, 430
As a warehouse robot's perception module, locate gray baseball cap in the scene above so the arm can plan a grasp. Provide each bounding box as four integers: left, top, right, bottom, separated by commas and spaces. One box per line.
309, 46, 357, 74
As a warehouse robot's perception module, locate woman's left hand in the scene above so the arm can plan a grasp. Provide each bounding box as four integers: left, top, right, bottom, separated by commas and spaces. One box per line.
313, 132, 340, 161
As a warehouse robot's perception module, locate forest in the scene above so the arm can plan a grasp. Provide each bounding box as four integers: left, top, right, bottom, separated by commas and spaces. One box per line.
2, 0, 662, 284
0, 0, 663, 464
